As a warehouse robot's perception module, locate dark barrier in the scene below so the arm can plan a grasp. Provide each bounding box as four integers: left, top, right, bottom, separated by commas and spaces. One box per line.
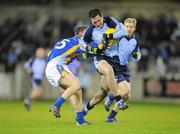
144, 78, 180, 97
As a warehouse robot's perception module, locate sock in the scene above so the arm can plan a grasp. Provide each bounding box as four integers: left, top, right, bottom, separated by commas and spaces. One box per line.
114, 95, 122, 102
76, 111, 85, 124
107, 110, 117, 118
108, 92, 115, 101
86, 101, 94, 110
54, 96, 65, 109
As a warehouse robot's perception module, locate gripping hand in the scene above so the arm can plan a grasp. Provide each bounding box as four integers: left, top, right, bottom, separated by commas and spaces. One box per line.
132, 51, 140, 59
86, 45, 103, 55
102, 33, 113, 44
81, 51, 90, 60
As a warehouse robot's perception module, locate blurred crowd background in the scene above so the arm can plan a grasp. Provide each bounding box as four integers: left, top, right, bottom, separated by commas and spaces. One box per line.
0, 0, 180, 101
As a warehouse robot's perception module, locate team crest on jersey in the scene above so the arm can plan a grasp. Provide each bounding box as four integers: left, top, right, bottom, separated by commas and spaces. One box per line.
57, 65, 68, 77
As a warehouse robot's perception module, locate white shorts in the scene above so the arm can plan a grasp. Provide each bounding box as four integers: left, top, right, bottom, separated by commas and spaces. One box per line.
45, 61, 73, 87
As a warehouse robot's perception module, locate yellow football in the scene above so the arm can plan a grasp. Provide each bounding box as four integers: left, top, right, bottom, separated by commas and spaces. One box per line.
105, 28, 117, 44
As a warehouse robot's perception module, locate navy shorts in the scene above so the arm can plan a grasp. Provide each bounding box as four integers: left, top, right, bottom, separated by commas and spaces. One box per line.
94, 55, 130, 83
31, 78, 42, 88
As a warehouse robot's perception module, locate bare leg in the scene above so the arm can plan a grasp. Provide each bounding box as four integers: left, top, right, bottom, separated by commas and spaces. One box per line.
84, 75, 109, 114
50, 73, 89, 125
113, 81, 131, 112
59, 73, 81, 100
69, 89, 83, 113
49, 73, 81, 117
31, 86, 43, 100
89, 88, 108, 107
106, 81, 131, 122
96, 60, 120, 96
24, 86, 43, 111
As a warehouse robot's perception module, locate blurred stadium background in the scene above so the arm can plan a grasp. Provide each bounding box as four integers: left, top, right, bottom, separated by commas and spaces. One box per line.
0, 0, 180, 102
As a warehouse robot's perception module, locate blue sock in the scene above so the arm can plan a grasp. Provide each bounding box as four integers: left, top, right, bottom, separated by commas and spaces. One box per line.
107, 110, 117, 118
54, 96, 65, 109
108, 92, 115, 101
76, 111, 85, 124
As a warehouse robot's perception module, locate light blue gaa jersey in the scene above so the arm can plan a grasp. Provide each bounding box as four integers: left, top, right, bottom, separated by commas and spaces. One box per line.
47, 35, 99, 65
83, 16, 127, 57
24, 57, 46, 79
118, 35, 141, 65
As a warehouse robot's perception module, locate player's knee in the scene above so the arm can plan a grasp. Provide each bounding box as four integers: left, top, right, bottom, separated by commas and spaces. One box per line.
118, 84, 131, 96
123, 87, 131, 101
71, 79, 81, 92
106, 65, 114, 75
123, 93, 130, 101
124, 88, 130, 96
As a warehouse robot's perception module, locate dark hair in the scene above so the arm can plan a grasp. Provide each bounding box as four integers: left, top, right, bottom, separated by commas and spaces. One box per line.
88, 8, 102, 18
74, 25, 87, 35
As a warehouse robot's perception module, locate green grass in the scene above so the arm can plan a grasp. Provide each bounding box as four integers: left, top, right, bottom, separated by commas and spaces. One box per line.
0, 101, 180, 134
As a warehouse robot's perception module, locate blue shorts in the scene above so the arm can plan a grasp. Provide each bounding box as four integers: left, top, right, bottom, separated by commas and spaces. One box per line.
31, 78, 42, 88
94, 55, 130, 83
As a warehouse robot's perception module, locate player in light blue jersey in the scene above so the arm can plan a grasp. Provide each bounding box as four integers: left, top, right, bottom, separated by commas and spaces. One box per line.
83, 8, 129, 115
24, 47, 46, 111
83, 16, 141, 123
46, 26, 90, 125
105, 18, 141, 122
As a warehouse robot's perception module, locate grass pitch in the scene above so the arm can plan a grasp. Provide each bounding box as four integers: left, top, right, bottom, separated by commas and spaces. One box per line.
0, 101, 179, 134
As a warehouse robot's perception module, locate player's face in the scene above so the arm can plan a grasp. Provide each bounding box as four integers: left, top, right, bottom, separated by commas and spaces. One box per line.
78, 31, 84, 37
91, 15, 104, 29
36, 48, 46, 58
124, 22, 136, 37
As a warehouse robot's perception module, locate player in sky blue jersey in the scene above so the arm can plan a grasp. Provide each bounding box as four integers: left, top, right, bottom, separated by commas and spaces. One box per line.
83, 17, 141, 123
24, 47, 46, 111
82, 8, 129, 115
45, 26, 95, 126
105, 18, 141, 122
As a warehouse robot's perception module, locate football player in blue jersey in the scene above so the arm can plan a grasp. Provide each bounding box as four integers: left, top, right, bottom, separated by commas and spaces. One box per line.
46, 26, 106, 125
46, 26, 90, 125
24, 47, 47, 111
82, 8, 129, 115
83, 17, 141, 123
105, 18, 141, 122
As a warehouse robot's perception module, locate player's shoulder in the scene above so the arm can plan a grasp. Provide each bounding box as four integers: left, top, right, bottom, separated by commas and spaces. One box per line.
84, 25, 95, 34
104, 16, 119, 28
104, 16, 115, 21
83, 25, 95, 42
55, 37, 74, 44
133, 34, 140, 44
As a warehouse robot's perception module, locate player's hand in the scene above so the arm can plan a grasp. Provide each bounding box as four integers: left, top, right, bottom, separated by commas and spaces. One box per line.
132, 51, 140, 59
97, 43, 107, 51
101, 33, 108, 45
102, 33, 113, 44
103, 33, 113, 40
86, 46, 103, 55
81, 52, 88, 60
